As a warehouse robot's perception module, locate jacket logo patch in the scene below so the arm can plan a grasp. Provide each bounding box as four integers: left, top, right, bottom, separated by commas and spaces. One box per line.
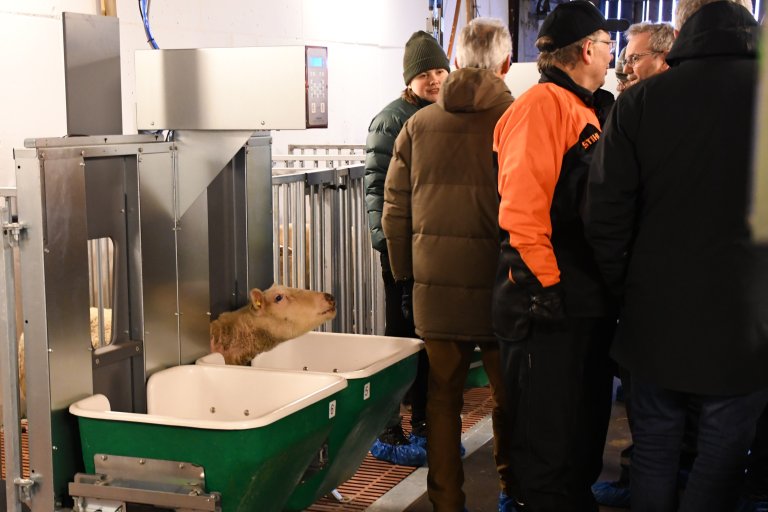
581, 131, 600, 150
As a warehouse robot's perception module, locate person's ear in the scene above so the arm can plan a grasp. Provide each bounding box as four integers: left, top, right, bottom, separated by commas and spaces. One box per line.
583, 40, 593, 62
500, 54, 511, 75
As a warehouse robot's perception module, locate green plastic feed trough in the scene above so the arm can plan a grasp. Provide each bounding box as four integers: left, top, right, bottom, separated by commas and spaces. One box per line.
198, 331, 423, 510
69, 364, 347, 512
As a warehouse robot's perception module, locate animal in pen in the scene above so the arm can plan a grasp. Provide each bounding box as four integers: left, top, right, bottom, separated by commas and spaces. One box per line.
210, 284, 336, 365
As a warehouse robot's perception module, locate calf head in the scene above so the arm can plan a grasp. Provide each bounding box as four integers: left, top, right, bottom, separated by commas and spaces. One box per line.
210, 284, 336, 365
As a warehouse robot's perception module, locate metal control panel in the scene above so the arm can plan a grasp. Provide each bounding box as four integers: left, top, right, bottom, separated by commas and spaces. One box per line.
305, 46, 328, 128
136, 46, 329, 130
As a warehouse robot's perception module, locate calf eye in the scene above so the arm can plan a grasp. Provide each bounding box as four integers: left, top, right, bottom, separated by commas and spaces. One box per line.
274, 294, 283, 303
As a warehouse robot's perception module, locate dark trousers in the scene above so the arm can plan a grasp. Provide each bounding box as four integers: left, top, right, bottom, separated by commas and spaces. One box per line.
499, 316, 615, 512
615, 366, 699, 485
424, 339, 514, 512
744, 405, 768, 498
381, 264, 427, 428
630, 377, 768, 512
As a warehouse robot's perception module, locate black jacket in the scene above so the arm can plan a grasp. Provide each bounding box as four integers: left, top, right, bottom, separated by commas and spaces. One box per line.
585, 1, 768, 395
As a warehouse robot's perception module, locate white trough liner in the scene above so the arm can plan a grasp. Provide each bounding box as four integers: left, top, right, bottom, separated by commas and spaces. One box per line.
70, 364, 347, 430
198, 331, 423, 377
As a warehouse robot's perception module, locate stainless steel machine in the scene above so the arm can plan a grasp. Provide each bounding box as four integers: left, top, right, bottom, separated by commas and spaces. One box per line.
1, 45, 328, 511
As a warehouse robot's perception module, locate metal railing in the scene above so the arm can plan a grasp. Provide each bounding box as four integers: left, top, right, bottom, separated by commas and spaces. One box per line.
272, 144, 366, 174
272, 164, 384, 335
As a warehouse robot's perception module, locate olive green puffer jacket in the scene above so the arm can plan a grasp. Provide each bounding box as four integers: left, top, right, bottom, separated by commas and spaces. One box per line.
364, 96, 431, 259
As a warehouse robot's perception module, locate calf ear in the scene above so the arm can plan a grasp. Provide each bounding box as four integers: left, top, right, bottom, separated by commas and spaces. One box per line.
250, 288, 265, 310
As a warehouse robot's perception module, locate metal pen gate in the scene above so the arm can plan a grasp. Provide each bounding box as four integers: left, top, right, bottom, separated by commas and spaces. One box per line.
272, 165, 384, 335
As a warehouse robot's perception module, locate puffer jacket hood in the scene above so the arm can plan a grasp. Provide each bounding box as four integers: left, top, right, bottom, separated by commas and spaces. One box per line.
666, 0, 758, 66
438, 68, 512, 114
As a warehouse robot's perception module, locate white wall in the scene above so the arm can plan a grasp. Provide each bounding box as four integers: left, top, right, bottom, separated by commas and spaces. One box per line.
1, 0, 577, 188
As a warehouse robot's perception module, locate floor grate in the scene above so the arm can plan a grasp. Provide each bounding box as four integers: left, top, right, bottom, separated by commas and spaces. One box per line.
307, 386, 494, 511
0, 419, 30, 480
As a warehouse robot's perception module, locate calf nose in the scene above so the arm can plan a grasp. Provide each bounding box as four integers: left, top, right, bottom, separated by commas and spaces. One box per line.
324, 293, 335, 306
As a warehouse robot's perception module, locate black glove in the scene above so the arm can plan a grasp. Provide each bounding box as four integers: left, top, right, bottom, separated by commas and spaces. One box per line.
400, 279, 414, 321
529, 284, 566, 322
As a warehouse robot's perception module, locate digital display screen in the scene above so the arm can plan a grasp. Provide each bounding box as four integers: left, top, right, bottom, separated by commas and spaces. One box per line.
309, 56, 324, 67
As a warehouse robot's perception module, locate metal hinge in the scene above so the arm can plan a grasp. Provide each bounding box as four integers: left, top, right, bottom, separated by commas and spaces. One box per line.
14, 473, 42, 506
3, 221, 26, 247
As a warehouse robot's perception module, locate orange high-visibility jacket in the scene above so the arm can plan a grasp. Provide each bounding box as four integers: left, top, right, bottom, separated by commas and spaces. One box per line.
492, 69, 611, 341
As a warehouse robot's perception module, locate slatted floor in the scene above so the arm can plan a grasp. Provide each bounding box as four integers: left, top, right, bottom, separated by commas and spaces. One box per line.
0, 419, 29, 480
307, 386, 494, 511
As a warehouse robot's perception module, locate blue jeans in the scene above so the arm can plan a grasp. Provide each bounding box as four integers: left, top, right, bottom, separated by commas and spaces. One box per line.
630, 376, 768, 512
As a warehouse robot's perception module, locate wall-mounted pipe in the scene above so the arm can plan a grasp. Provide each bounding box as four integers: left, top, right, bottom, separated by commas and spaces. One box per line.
100, 0, 117, 17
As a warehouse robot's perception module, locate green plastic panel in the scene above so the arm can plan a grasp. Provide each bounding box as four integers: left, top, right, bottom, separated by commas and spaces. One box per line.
283, 354, 417, 510
76, 394, 340, 512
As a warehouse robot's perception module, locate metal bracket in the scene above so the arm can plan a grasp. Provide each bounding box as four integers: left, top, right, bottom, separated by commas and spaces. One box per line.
69, 455, 220, 511
14, 473, 42, 507
2, 221, 26, 247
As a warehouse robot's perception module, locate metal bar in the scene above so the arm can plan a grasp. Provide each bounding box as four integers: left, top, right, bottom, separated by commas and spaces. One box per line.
69, 480, 219, 511
288, 144, 364, 152
0, 195, 23, 512
272, 155, 364, 161
272, 185, 281, 284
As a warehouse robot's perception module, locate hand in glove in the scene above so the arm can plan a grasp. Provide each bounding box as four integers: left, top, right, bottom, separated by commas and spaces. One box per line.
529, 284, 566, 322
400, 279, 414, 321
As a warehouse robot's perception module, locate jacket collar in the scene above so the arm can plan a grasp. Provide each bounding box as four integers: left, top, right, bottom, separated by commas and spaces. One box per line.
438, 68, 512, 113
666, 1, 758, 67
539, 66, 596, 108
414, 95, 432, 109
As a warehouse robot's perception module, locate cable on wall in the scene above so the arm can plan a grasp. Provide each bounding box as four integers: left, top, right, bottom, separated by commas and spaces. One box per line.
138, 0, 159, 49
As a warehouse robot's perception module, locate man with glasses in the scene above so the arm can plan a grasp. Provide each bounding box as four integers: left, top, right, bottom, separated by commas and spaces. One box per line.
591, 19, 677, 511
493, 1, 627, 510
622, 22, 674, 88
586, 0, 768, 510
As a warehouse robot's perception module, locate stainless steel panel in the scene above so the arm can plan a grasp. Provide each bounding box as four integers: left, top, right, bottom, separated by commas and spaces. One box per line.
41, 154, 93, 400
84, 156, 146, 412
62, 12, 122, 136
137, 151, 179, 375
17, 150, 91, 510
173, 129, 253, 216
24, 134, 161, 149
245, 135, 275, 291
177, 189, 211, 364
135, 47, 310, 130
207, 156, 245, 318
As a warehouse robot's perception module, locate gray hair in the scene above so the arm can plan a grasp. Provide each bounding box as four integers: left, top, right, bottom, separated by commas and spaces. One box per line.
455, 17, 512, 72
675, 0, 753, 30
626, 22, 675, 52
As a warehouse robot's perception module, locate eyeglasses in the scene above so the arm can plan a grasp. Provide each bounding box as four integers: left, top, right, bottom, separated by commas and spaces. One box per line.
590, 39, 617, 52
625, 51, 661, 66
